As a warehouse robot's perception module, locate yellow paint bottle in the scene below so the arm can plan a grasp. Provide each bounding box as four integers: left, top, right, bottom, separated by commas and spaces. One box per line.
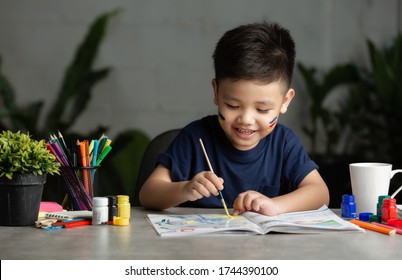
117, 195, 130, 221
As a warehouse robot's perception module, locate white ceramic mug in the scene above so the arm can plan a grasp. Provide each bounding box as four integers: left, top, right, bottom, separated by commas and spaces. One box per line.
349, 162, 402, 214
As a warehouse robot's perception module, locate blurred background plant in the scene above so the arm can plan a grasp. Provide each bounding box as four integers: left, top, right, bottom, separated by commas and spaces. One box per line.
0, 8, 150, 202
298, 33, 402, 206
297, 62, 360, 158
0, 9, 119, 139
345, 34, 402, 164
344, 34, 402, 202
297, 62, 360, 208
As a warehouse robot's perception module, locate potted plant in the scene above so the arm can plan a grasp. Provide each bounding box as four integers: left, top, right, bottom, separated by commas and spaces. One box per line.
0, 130, 60, 226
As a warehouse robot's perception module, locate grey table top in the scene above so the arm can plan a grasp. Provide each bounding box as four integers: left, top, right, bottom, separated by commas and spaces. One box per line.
0, 207, 401, 260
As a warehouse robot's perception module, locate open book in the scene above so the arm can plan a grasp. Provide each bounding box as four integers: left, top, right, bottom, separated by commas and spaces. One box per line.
147, 205, 364, 237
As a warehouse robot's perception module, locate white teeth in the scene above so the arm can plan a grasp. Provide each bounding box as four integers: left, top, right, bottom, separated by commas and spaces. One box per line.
237, 128, 254, 135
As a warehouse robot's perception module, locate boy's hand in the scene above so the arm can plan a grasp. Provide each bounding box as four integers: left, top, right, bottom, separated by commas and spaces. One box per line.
233, 190, 280, 216
184, 171, 224, 201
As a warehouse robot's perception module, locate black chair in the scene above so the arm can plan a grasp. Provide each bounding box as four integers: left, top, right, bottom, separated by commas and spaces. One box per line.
133, 129, 181, 206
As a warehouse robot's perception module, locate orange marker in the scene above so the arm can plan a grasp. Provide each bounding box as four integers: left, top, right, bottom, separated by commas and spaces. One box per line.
79, 140, 90, 167
350, 219, 396, 235
78, 140, 92, 195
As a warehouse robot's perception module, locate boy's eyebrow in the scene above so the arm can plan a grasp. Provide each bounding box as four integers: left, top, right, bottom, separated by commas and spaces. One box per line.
256, 100, 275, 106
222, 94, 275, 106
222, 93, 239, 101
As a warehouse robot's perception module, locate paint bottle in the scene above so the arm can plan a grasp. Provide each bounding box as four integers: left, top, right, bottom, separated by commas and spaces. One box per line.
92, 197, 108, 225
341, 194, 356, 219
377, 195, 391, 217
381, 198, 397, 223
106, 195, 118, 225
117, 195, 130, 220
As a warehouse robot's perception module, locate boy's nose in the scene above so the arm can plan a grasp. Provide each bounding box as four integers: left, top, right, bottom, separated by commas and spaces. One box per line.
237, 110, 255, 125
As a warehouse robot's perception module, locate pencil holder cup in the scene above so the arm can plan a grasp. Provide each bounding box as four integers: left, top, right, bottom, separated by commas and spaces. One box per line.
59, 166, 100, 211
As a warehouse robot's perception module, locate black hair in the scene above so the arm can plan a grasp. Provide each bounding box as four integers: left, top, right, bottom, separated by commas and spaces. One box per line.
213, 21, 295, 88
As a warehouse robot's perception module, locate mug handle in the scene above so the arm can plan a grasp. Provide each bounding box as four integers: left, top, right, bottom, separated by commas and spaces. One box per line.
390, 169, 402, 198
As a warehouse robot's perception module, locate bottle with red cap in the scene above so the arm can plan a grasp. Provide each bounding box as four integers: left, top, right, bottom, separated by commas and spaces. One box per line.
381, 198, 397, 223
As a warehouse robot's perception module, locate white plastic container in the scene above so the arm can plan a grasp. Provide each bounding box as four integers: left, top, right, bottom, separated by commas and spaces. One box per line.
92, 197, 108, 225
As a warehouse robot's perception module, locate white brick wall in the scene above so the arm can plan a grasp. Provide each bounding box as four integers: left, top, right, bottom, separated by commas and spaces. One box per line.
0, 0, 400, 150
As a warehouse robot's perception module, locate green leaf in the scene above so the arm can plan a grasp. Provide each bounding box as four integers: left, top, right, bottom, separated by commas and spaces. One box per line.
98, 129, 150, 196
67, 68, 110, 125
0, 55, 17, 111
322, 64, 359, 94
45, 8, 120, 133
0, 130, 60, 179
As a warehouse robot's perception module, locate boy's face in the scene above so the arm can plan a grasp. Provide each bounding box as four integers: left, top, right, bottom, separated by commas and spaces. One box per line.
212, 78, 294, 151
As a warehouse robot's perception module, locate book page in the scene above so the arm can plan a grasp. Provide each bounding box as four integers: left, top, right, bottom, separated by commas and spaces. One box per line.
147, 214, 264, 237
242, 205, 364, 233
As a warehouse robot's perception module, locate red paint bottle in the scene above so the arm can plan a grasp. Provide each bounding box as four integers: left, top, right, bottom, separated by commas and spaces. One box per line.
381, 198, 397, 223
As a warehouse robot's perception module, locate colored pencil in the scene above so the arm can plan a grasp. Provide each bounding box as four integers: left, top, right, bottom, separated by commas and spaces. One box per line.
372, 222, 402, 235
350, 219, 396, 235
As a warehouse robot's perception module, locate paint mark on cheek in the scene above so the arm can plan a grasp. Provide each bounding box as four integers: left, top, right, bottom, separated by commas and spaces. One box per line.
267, 116, 278, 132
218, 111, 225, 125
269, 116, 278, 126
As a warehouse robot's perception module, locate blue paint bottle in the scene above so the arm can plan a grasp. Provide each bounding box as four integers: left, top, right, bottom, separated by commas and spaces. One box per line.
341, 194, 356, 219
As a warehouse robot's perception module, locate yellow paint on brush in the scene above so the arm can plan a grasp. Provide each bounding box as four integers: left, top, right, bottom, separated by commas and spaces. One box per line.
221, 199, 233, 219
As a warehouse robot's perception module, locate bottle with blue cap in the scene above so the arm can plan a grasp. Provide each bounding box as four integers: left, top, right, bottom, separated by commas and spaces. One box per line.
341, 194, 356, 219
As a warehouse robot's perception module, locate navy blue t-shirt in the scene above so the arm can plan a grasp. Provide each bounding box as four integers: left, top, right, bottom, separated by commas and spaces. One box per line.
156, 115, 318, 208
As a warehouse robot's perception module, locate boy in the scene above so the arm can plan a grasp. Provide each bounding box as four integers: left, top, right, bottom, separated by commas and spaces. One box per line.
140, 21, 329, 216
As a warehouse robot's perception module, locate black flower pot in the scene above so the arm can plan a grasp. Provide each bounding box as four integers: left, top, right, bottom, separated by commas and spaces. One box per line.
0, 173, 47, 226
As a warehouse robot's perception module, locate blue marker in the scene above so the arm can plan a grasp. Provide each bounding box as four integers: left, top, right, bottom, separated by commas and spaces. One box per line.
91, 139, 99, 167
43, 226, 63, 231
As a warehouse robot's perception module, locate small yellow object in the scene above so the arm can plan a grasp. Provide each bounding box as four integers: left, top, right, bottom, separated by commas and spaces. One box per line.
113, 216, 129, 226
222, 203, 233, 219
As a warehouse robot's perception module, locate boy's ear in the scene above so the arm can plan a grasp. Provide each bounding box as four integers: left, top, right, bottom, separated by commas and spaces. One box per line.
212, 79, 218, 105
280, 88, 295, 114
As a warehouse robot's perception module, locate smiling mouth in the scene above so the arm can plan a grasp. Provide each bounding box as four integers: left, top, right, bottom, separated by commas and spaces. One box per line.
236, 128, 256, 135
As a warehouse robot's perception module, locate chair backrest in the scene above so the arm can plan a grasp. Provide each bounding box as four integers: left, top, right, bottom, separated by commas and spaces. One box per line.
133, 128, 181, 206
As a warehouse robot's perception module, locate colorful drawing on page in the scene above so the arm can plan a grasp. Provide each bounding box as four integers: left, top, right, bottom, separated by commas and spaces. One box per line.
154, 214, 243, 231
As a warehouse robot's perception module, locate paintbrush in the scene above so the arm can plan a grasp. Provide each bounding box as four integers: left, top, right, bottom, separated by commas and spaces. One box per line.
199, 138, 233, 218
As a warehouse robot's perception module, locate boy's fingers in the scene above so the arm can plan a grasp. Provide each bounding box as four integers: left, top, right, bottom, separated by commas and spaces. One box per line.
203, 172, 224, 194
232, 196, 246, 215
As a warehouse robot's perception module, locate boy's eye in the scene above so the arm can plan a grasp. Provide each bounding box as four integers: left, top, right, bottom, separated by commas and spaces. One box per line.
225, 103, 239, 109
257, 109, 270, 113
